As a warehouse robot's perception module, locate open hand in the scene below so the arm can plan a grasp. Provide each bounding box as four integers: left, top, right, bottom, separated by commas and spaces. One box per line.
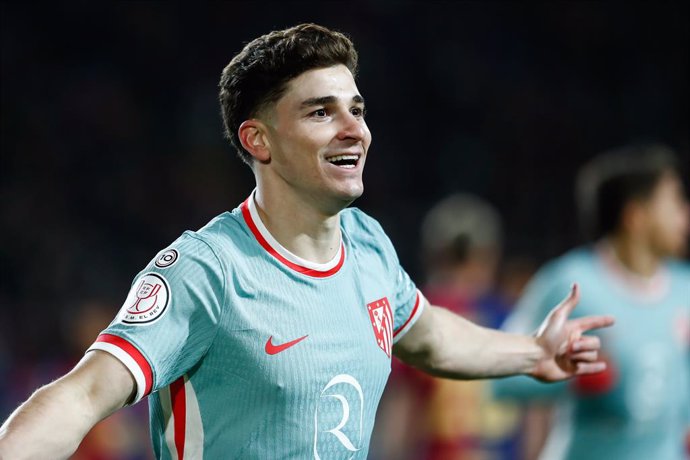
531, 284, 615, 382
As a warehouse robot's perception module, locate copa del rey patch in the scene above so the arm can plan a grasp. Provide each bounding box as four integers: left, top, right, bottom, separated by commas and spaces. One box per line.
367, 297, 393, 358
118, 273, 170, 325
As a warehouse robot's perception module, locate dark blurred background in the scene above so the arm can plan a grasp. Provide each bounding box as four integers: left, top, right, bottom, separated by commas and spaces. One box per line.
1, 1, 687, 457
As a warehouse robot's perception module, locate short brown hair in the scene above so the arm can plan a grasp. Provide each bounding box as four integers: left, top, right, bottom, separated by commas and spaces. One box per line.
219, 23, 359, 165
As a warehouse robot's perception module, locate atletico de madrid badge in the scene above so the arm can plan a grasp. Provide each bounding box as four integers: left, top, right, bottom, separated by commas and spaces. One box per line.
367, 297, 393, 358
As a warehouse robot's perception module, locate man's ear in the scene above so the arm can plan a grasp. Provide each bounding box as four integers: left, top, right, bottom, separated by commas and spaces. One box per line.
238, 120, 271, 162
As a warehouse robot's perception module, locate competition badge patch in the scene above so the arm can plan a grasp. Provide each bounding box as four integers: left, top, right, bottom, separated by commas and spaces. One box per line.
118, 273, 170, 325
154, 248, 179, 268
367, 297, 393, 357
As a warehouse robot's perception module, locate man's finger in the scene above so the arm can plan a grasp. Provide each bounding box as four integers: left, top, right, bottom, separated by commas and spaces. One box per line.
575, 361, 607, 375
571, 335, 601, 352
572, 315, 615, 333
569, 351, 598, 362
556, 283, 580, 317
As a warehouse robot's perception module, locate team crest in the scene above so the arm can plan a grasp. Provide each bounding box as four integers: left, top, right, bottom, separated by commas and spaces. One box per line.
118, 273, 170, 325
367, 297, 393, 358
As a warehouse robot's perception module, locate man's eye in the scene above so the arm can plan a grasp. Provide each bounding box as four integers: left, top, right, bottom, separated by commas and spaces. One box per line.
312, 108, 327, 117
351, 107, 366, 117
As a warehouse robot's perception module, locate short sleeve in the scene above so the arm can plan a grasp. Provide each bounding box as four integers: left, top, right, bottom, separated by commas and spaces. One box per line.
373, 226, 426, 343
391, 266, 426, 343
87, 233, 225, 403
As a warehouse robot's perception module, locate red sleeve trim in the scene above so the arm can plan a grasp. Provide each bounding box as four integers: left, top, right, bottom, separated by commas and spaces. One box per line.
95, 333, 154, 397
393, 292, 421, 338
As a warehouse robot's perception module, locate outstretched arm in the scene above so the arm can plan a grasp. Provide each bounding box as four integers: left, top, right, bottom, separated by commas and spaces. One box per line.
394, 284, 614, 381
0, 351, 135, 460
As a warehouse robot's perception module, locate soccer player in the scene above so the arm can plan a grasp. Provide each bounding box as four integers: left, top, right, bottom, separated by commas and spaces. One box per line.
0, 24, 613, 459
492, 144, 690, 460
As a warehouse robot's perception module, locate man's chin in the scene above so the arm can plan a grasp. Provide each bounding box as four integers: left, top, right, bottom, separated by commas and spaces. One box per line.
338, 185, 364, 205
322, 185, 364, 213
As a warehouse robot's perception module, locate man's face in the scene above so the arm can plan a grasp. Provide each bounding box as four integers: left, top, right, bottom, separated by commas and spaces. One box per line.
644, 171, 690, 257
261, 65, 371, 211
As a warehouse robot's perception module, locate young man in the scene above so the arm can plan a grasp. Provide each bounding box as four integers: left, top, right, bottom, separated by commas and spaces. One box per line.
493, 144, 690, 460
0, 24, 613, 459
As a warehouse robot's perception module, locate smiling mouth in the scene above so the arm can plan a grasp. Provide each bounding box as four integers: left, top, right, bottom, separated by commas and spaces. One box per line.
325, 154, 360, 169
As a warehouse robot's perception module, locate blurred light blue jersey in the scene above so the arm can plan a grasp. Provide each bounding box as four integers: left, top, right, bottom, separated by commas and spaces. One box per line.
88, 192, 425, 459
492, 243, 690, 460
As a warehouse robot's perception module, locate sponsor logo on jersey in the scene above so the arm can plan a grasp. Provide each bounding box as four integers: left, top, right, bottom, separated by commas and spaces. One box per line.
367, 297, 393, 357
264, 335, 309, 355
314, 374, 364, 459
154, 248, 179, 268
118, 273, 170, 325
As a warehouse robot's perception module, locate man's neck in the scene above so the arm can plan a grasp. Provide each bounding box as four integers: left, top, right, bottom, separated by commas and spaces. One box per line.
253, 186, 342, 264
608, 233, 661, 278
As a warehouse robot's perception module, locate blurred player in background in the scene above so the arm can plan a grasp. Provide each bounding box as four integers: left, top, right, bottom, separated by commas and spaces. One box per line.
373, 194, 525, 460
0, 24, 613, 459
492, 144, 690, 460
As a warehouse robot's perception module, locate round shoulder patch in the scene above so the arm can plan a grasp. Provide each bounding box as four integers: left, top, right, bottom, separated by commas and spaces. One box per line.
155, 248, 179, 268
118, 273, 171, 325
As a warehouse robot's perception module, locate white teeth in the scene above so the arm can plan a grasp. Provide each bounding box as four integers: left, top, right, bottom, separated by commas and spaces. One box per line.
326, 154, 359, 164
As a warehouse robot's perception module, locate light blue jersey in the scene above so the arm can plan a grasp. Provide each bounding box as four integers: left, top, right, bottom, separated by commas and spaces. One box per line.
492, 243, 690, 460
88, 192, 425, 459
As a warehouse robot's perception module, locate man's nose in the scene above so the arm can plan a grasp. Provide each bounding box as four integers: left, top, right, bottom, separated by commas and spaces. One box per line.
337, 111, 366, 142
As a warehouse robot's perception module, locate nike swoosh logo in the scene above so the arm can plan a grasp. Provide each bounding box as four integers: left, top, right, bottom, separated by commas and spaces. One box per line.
265, 335, 308, 355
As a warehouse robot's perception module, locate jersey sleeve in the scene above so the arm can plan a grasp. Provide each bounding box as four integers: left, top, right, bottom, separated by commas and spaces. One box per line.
87, 232, 226, 403
346, 208, 426, 343
366, 214, 426, 343
391, 265, 426, 344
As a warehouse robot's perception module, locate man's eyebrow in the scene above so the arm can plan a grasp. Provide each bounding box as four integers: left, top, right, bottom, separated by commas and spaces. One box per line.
300, 95, 365, 108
